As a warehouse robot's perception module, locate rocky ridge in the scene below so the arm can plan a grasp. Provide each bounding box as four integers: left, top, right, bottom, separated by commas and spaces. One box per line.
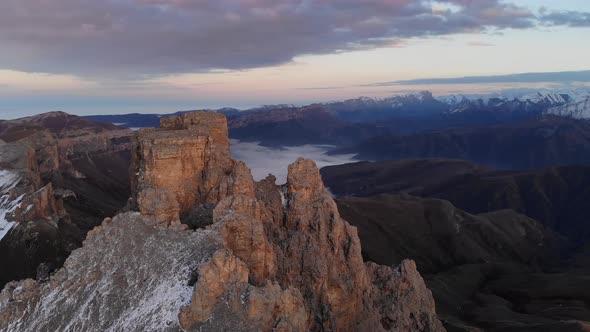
0, 137, 75, 286
0, 112, 133, 288
0, 112, 444, 331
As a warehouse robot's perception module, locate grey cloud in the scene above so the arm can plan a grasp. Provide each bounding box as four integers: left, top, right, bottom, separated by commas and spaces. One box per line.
367, 70, 590, 86
0, 0, 545, 78
540, 10, 590, 27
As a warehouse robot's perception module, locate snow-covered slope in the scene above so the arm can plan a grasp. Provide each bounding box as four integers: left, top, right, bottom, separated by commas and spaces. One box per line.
521, 92, 571, 105
436, 95, 470, 106
436, 90, 590, 116
0, 170, 23, 241
545, 96, 590, 119
0, 212, 213, 332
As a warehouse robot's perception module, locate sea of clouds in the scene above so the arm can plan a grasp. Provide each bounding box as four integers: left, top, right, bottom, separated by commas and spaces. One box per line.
230, 139, 358, 183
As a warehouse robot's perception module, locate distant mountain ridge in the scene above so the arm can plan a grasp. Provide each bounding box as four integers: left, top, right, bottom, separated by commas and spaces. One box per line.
83, 90, 590, 130
334, 115, 590, 169
80, 90, 590, 170
321, 159, 590, 245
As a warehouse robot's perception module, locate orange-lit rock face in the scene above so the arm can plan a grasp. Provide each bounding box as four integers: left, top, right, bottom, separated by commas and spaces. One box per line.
160, 111, 230, 150
133, 130, 208, 213
280, 158, 375, 330
131, 112, 238, 223
197, 157, 445, 332
130, 111, 445, 330
0, 111, 445, 332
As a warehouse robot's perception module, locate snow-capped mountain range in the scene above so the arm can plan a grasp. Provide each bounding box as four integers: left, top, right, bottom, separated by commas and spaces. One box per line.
83, 89, 590, 131
331, 90, 590, 117
436, 90, 590, 118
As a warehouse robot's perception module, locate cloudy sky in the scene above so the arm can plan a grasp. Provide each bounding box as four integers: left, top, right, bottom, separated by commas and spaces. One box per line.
1, 0, 589, 118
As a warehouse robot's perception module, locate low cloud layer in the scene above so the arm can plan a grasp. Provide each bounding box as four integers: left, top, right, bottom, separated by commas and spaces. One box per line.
369, 70, 590, 86
1, 0, 586, 78
230, 139, 357, 183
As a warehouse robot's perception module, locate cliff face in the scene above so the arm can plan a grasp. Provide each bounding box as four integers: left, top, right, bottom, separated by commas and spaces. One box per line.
130, 112, 246, 223
0, 111, 444, 332
0, 138, 75, 287
0, 138, 68, 238
0, 112, 133, 288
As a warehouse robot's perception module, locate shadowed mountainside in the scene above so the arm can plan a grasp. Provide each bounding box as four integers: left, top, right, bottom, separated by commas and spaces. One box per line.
321, 159, 590, 330
0, 112, 132, 288
333, 116, 590, 169
322, 159, 590, 244
335, 193, 588, 331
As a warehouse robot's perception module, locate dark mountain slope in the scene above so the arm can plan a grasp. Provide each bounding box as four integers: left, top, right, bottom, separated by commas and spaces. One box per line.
335, 193, 586, 331
227, 105, 391, 147
321, 159, 489, 196
322, 158, 590, 329
334, 116, 590, 169
336, 194, 557, 273
322, 159, 590, 245
84, 113, 162, 128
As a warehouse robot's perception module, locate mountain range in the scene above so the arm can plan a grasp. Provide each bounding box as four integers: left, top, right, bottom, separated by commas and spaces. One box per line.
85, 91, 590, 170
86, 90, 590, 129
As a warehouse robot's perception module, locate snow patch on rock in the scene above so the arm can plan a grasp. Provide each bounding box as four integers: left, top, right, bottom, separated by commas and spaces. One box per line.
0, 213, 221, 332
0, 170, 23, 241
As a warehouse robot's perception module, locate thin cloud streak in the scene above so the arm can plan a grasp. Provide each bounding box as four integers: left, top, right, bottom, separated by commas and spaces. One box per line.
366, 70, 590, 86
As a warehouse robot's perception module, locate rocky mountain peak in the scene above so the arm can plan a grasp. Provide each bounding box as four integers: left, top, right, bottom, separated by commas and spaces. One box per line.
0, 111, 444, 332
130, 111, 251, 224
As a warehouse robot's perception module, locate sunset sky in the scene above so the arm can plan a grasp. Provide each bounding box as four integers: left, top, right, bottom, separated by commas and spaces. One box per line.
1, 0, 589, 118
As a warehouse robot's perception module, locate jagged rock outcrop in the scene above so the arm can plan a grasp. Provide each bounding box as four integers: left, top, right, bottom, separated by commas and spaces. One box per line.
0, 111, 131, 183
148, 113, 444, 331
0, 139, 67, 231
131, 112, 252, 224
0, 212, 218, 332
367, 260, 443, 331
0, 139, 75, 287
0, 111, 444, 332
0, 112, 133, 288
